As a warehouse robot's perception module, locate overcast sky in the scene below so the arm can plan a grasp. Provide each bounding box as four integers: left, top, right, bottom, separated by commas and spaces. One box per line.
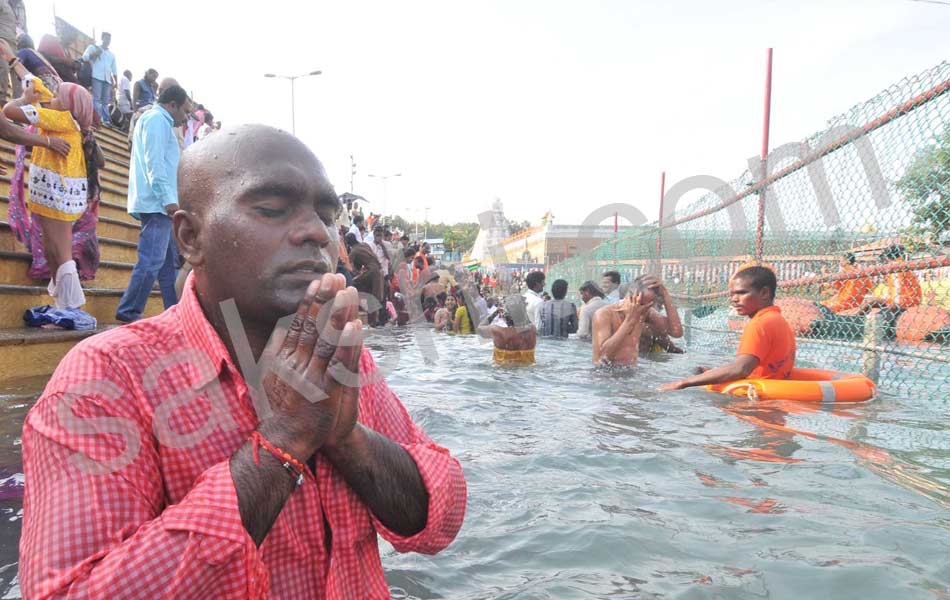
25, 0, 950, 227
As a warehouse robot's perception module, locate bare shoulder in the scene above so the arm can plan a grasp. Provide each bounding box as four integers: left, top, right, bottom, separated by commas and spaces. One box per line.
592, 307, 612, 325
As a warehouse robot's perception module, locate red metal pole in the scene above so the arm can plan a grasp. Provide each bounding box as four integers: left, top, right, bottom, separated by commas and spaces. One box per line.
613, 211, 619, 268
655, 171, 666, 261
755, 48, 773, 260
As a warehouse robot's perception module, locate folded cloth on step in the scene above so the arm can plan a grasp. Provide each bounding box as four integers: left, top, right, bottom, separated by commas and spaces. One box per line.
23, 306, 97, 331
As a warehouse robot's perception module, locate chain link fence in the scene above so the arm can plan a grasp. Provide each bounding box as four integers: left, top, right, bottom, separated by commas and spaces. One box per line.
549, 60, 950, 398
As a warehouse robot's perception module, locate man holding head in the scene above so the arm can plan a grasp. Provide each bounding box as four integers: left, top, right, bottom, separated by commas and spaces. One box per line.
591, 279, 653, 366
21, 125, 466, 598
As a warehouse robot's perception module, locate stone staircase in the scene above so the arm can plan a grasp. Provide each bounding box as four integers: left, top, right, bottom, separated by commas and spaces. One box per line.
0, 124, 163, 381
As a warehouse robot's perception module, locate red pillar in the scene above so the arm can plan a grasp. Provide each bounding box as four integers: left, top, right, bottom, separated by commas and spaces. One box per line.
755, 48, 773, 260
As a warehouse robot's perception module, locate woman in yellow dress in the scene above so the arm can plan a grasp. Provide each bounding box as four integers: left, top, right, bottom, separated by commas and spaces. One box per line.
2, 61, 93, 308
453, 295, 475, 335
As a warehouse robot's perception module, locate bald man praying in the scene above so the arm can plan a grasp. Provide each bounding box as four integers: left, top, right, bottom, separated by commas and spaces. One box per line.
20, 125, 467, 599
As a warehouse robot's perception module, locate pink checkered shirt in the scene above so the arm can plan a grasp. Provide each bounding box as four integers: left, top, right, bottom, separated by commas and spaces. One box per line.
20, 276, 467, 599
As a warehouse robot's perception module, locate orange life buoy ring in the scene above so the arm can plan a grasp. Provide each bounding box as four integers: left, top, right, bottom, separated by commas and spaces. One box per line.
705, 368, 876, 404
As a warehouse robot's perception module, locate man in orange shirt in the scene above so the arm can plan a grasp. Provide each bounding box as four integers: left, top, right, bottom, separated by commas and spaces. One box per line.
823, 252, 873, 314
855, 245, 921, 339
659, 265, 796, 390
857, 245, 921, 314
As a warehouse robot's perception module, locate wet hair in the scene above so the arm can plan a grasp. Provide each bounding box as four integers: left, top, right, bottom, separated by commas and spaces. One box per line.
158, 85, 188, 106
603, 270, 621, 285
551, 279, 568, 300
633, 274, 659, 293
843, 251, 856, 265
525, 270, 545, 291
579, 280, 605, 299
17, 34, 33, 50
424, 297, 437, 310
733, 265, 777, 300
436, 291, 447, 305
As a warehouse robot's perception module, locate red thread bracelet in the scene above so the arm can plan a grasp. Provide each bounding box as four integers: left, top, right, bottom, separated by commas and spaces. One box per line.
249, 431, 306, 487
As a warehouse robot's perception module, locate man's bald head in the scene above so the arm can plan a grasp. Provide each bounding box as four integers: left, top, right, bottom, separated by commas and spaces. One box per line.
174, 124, 342, 322
179, 124, 329, 217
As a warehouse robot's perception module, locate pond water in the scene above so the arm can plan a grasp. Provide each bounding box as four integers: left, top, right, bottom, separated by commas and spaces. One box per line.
1, 326, 949, 599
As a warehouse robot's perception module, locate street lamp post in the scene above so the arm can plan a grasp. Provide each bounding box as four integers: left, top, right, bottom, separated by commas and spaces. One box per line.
264, 70, 323, 135
367, 172, 401, 222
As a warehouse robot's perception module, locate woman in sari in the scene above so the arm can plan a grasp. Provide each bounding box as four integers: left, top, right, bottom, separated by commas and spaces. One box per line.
1, 40, 102, 309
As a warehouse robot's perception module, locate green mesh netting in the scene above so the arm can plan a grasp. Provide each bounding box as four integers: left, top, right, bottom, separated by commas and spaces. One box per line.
549, 61, 950, 397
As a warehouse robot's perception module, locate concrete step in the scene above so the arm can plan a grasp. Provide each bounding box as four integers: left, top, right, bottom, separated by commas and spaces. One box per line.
95, 125, 130, 148
0, 196, 142, 241
91, 198, 137, 225
95, 136, 132, 163
0, 326, 113, 380
0, 221, 139, 264
0, 250, 135, 289
0, 283, 163, 329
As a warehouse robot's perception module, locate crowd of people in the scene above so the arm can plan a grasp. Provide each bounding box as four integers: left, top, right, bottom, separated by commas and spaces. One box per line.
0, 15, 223, 324
0, 12, 933, 599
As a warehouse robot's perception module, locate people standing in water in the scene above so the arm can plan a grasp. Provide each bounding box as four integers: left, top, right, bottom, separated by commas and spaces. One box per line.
635, 274, 685, 353
602, 270, 621, 303
453, 291, 476, 334
576, 280, 608, 341
481, 294, 537, 365
434, 294, 457, 332
539, 279, 577, 338
659, 265, 796, 390
591, 281, 653, 366
523, 270, 545, 330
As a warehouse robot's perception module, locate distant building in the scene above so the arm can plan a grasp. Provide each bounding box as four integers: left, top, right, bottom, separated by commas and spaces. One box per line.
469, 198, 511, 265
423, 238, 445, 262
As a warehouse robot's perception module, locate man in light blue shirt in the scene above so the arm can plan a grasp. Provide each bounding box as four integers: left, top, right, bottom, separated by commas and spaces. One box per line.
82, 32, 117, 127
116, 85, 191, 322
